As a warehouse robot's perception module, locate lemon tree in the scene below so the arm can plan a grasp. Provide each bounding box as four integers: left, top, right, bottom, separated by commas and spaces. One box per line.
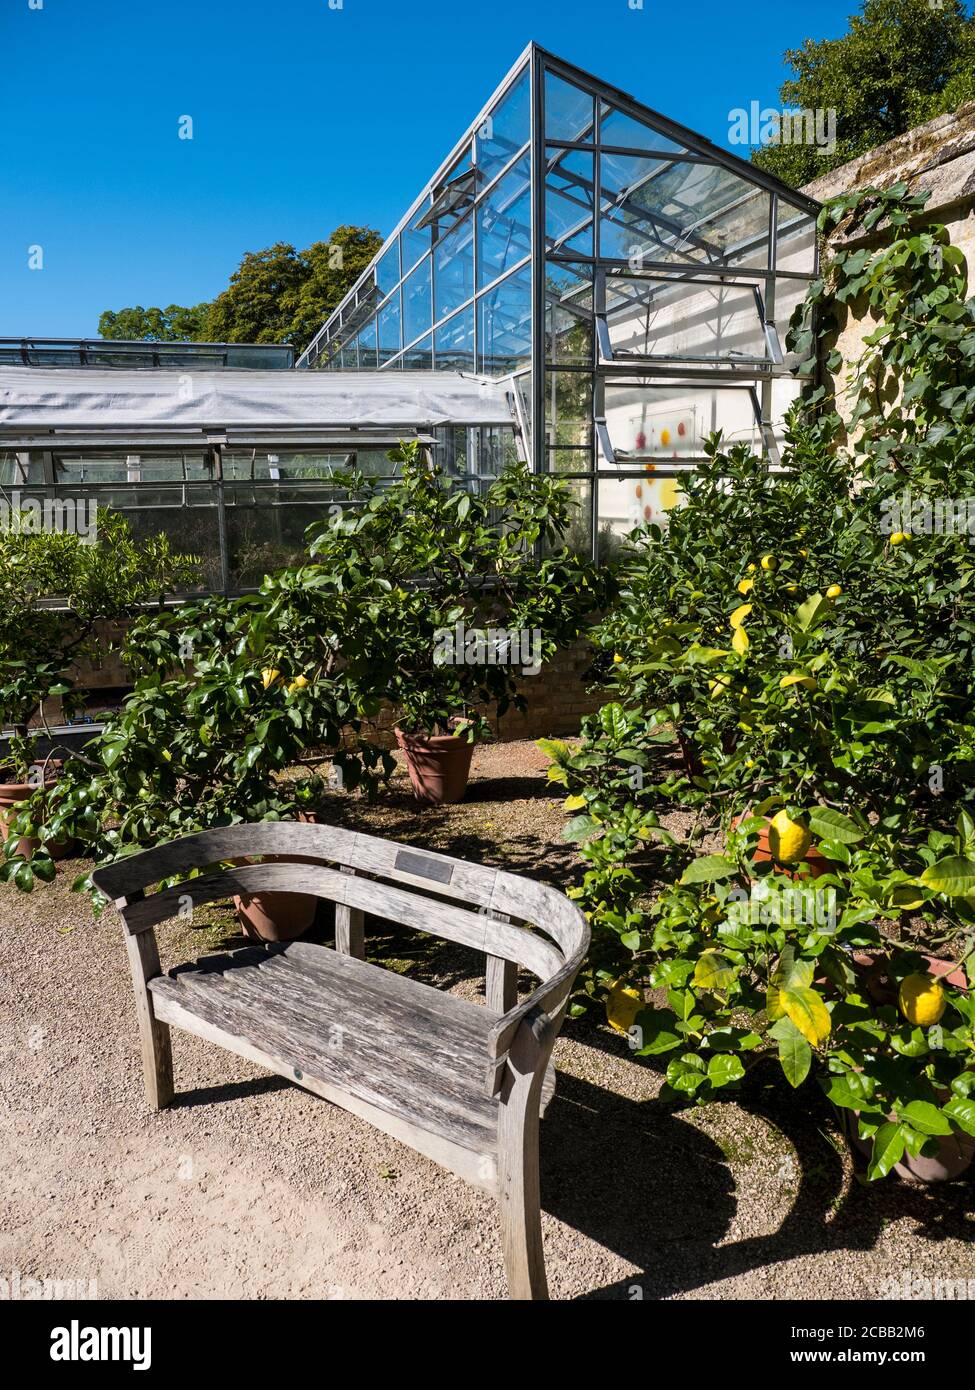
546, 185, 975, 1175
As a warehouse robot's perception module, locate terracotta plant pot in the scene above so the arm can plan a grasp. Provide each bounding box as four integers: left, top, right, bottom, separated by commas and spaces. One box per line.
394, 726, 475, 805
232, 812, 319, 943
851, 949, 968, 1007
0, 779, 77, 862
835, 954, 973, 1181
0, 781, 40, 860
838, 1102, 975, 1183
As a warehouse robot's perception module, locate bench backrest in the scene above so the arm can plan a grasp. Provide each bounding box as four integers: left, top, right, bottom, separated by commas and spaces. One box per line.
91, 822, 590, 1019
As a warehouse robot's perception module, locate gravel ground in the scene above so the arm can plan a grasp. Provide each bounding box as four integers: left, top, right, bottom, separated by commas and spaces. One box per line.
1, 740, 972, 1301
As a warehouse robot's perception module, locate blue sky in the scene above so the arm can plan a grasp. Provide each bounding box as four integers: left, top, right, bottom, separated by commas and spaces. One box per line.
2, 0, 863, 338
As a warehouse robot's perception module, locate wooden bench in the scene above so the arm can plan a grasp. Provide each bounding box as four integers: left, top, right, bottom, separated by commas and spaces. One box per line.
92, 823, 589, 1300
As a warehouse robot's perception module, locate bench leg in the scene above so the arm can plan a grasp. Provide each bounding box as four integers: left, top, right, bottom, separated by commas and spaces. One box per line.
125, 930, 174, 1110
496, 1021, 549, 1300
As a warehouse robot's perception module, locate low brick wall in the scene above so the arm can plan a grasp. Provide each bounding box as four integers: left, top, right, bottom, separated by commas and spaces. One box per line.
358, 635, 605, 748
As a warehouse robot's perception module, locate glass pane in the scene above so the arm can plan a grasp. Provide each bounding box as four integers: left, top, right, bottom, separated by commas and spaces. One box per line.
476, 67, 530, 184
378, 291, 402, 363
598, 473, 683, 558
776, 201, 818, 276
604, 275, 768, 361
545, 72, 595, 143
358, 317, 378, 369
435, 307, 476, 371
546, 475, 592, 560
402, 334, 433, 370
434, 213, 475, 321
602, 381, 761, 461
376, 244, 400, 296
600, 103, 685, 154
710, 189, 771, 270
546, 148, 594, 255
477, 153, 531, 288
545, 259, 593, 365
401, 201, 432, 277
402, 259, 432, 347
478, 263, 532, 376
772, 274, 812, 368
547, 446, 592, 473
545, 371, 592, 448
601, 157, 760, 267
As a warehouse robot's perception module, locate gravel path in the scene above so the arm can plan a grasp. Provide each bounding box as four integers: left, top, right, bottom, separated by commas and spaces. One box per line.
1, 741, 972, 1301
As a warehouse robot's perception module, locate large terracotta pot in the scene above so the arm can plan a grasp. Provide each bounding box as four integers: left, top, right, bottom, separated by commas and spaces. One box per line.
839, 1103, 975, 1183
838, 952, 973, 1181
394, 727, 475, 805
233, 812, 319, 943
0, 781, 39, 859
0, 778, 77, 862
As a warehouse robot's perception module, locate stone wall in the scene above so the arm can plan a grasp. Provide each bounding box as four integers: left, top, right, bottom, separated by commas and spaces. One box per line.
803, 101, 975, 418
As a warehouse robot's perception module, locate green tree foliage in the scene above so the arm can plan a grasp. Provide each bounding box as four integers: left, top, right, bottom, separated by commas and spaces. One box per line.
753, 0, 975, 186
98, 225, 382, 353
97, 303, 211, 342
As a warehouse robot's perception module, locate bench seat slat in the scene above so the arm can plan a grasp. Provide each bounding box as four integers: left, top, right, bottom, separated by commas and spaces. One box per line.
148, 944, 500, 1154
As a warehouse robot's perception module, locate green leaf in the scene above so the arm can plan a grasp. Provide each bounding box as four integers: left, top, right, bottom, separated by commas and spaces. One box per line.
769, 1017, 811, 1088
825, 1071, 874, 1110
896, 1101, 954, 1137
680, 854, 738, 886
920, 856, 975, 896
692, 950, 736, 991
867, 1122, 907, 1181
942, 1096, 975, 1138
707, 1053, 745, 1088
666, 1053, 707, 1094
806, 807, 863, 845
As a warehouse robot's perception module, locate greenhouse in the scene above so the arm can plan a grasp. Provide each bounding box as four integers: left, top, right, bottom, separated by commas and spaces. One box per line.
0, 44, 819, 584
299, 43, 820, 557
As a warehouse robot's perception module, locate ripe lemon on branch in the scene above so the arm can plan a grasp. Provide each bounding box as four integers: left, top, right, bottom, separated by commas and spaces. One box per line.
898, 973, 946, 1027
768, 809, 812, 864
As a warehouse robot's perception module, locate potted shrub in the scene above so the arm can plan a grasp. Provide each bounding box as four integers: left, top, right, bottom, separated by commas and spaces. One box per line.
0, 510, 199, 890
302, 441, 608, 805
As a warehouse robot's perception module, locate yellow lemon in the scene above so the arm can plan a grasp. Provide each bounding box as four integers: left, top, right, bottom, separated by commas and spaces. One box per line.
606, 983, 643, 1035
738, 577, 756, 595
768, 809, 812, 863
261, 668, 280, 689
799, 548, 808, 557
890, 531, 910, 546
826, 584, 842, 599
761, 554, 777, 571
288, 675, 310, 693
613, 653, 623, 664
747, 562, 757, 573
898, 973, 946, 1028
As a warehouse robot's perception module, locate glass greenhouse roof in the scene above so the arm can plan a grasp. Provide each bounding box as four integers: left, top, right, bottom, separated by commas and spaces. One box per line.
297, 43, 820, 562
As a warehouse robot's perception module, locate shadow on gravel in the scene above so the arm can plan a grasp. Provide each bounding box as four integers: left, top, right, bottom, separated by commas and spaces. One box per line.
540, 1056, 973, 1300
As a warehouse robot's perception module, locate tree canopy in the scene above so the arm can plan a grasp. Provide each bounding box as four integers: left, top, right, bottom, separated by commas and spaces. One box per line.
98, 224, 382, 353
753, 0, 975, 186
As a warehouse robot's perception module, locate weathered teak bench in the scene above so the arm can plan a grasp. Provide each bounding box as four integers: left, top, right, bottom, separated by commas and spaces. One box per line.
92, 823, 589, 1300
